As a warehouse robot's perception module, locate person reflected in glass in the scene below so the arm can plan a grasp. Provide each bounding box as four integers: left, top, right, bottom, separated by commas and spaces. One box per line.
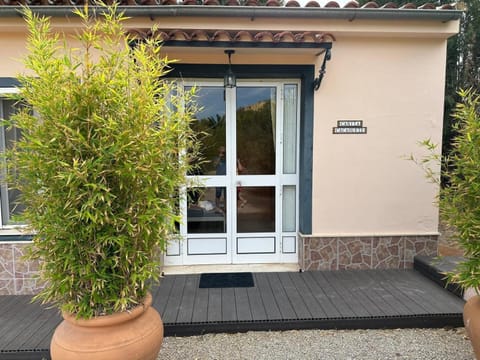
237, 158, 247, 208
215, 146, 226, 208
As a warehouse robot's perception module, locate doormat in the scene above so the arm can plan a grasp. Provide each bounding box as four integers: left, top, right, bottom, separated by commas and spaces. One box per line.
199, 272, 254, 288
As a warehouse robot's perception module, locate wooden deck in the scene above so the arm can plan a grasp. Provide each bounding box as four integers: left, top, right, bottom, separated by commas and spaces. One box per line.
0, 269, 465, 360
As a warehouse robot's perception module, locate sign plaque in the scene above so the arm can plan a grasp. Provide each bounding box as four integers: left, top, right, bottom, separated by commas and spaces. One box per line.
333, 120, 367, 134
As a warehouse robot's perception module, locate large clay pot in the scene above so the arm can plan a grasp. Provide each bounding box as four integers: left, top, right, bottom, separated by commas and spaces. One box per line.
464, 294, 480, 359
50, 292, 164, 360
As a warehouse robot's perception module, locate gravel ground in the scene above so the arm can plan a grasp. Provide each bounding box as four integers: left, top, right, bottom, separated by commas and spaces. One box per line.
157, 328, 474, 360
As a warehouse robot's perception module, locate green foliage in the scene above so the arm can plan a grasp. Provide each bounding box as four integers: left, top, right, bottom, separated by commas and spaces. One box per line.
412, 90, 480, 290
439, 89, 480, 291
3, 4, 198, 318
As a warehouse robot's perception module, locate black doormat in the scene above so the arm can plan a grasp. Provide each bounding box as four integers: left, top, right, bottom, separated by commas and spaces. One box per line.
199, 272, 254, 288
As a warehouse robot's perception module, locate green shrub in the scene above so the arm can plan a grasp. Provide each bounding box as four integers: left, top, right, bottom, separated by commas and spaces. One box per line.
440, 89, 480, 291
3, 4, 198, 318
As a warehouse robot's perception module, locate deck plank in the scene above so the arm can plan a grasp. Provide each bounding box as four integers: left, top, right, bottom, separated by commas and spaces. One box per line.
176, 275, 198, 324
29, 310, 61, 350
301, 271, 342, 318
234, 287, 252, 321
335, 270, 384, 317
288, 272, 327, 318
191, 287, 209, 323
353, 270, 402, 316
207, 288, 222, 322
246, 286, 268, 321
382, 270, 450, 314
0, 296, 40, 346
254, 273, 282, 320
374, 271, 431, 314
0, 269, 466, 356
0, 296, 31, 339
265, 272, 297, 319
277, 272, 311, 319
309, 271, 357, 317
363, 270, 418, 314
401, 270, 463, 313
3, 305, 52, 350
154, 275, 176, 315
327, 271, 373, 317
221, 288, 237, 322
162, 275, 186, 323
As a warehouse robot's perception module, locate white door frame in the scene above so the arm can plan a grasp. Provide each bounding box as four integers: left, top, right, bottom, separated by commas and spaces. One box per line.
164, 79, 300, 266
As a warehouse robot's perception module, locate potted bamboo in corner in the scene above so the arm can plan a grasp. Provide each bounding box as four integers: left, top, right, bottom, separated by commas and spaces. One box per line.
440, 89, 480, 359
3, 4, 198, 359
419, 89, 480, 358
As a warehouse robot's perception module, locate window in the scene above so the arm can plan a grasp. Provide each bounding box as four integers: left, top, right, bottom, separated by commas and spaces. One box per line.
0, 95, 25, 227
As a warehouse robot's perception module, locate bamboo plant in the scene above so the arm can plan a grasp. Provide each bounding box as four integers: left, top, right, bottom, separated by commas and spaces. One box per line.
3, 4, 198, 318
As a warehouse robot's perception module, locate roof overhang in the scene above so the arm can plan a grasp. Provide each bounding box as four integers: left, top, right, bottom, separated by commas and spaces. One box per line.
130, 29, 334, 51
0, 5, 463, 22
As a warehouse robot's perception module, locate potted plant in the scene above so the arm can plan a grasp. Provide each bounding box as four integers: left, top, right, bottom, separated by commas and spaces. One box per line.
439, 89, 480, 358
3, 4, 198, 359
418, 89, 480, 358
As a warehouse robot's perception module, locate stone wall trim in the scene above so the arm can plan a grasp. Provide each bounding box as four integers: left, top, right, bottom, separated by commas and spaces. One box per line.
302, 235, 438, 271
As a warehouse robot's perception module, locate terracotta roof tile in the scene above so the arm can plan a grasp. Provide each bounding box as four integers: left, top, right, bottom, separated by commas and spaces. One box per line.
380, 2, 398, 8
233, 30, 254, 41
418, 2, 435, 9
305, 1, 321, 7
0, 0, 458, 12
266, 0, 281, 6
361, 1, 379, 8
284, 0, 300, 7
399, 2, 418, 9
169, 29, 191, 40
343, 1, 360, 9
131, 29, 335, 45
439, 3, 455, 9
324, 1, 340, 8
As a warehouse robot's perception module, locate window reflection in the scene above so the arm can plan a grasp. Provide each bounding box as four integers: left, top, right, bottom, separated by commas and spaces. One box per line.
187, 187, 226, 234
237, 187, 275, 233
0, 99, 25, 225
186, 86, 226, 176
236, 87, 276, 175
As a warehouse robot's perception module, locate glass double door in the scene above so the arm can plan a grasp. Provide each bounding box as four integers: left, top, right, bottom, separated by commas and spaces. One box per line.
165, 80, 299, 265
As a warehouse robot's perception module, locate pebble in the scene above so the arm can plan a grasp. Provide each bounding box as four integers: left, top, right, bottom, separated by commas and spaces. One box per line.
158, 328, 474, 360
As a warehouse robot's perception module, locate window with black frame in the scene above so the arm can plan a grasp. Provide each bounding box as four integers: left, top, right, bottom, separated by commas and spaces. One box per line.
0, 97, 25, 226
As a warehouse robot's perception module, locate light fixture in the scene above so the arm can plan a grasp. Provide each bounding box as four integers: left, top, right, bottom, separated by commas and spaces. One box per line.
224, 49, 236, 88
313, 48, 332, 91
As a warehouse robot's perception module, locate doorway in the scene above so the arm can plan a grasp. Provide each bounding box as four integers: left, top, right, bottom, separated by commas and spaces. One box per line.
165, 80, 299, 265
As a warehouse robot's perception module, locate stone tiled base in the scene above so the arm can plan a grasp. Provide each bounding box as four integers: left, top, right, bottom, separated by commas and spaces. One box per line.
302, 235, 437, 271
1, 235, 438, 293
0, 242, 41, 295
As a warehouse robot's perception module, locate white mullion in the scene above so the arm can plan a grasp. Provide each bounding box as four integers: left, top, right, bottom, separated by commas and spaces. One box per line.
227, 85, 236, 263
276, 83, 284, 262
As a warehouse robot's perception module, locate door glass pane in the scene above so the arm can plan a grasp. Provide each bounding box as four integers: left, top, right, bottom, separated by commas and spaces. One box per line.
236, 87, 276, 175
187, 187, 226, 234
0, 99, 25, 225
237, 186, 275, 233
186, 86, 226, 176
282, 185, 296, 232
283, 84, 297, 174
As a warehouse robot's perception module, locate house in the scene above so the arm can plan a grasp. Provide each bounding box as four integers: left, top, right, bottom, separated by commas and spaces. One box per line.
0, 0, 461, 295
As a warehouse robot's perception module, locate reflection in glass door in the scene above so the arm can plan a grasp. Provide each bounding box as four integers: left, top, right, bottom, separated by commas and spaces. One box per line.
165, 81, 299, 265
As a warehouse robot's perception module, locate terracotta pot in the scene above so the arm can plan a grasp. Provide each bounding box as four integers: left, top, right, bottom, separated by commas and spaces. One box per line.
51, 292, 164, 360
464, 294, 480, 359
